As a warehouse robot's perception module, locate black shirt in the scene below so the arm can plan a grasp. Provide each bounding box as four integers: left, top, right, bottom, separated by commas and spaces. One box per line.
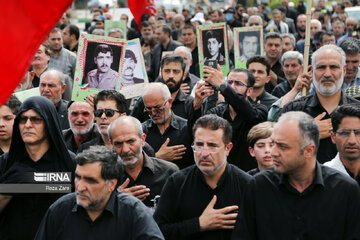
34, 191, 165, 240
207, 84, 268, 171
62, 125, 100, 153
154, 164, 251, 240
0, 149, 75, 240
190, 46, 200, 77
255, 89, 279, 110
121, 152, 179, 207
142, 113, 193, 169
265, 60, 286, 93
131, 90, 194, 122
280, 92, 360, 163
231, 163, 360, 239
345, 166, 360, 186
271, 80, 292, 98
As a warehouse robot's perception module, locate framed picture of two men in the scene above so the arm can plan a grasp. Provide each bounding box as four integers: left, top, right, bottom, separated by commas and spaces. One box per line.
72, 34, 148, 101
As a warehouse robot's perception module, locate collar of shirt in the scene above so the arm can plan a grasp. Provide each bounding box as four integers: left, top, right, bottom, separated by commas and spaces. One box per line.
174, 89, 189, 102
196, 163, 230, 189
51, 47, 64, 59
142, 151, 155, 174
308, 91, 348, 108
279, 161, 325, 194
145, 112, 183, 131
72, 190, 116, 217
20, 147, 53, 164
342, 75, 360, 90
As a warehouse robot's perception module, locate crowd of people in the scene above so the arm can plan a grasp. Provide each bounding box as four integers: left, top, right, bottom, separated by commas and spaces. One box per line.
1, 0, 360, 239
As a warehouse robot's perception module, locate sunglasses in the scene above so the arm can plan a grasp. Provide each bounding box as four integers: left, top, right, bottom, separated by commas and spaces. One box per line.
19, 116, 44, 125
227, 79, 247, 87
94, 109, 120, 118
249, 23, 260, 26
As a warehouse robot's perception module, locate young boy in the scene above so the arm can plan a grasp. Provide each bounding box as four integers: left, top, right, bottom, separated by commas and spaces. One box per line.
247, 121, 275, 175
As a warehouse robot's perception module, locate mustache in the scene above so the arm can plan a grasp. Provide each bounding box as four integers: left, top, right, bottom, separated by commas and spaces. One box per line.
320, 77, 336, 83
345, 143, 360, 149
165, 78, 176, 84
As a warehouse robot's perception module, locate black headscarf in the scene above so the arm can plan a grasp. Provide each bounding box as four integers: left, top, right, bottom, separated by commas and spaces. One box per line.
4, 96, 74, 172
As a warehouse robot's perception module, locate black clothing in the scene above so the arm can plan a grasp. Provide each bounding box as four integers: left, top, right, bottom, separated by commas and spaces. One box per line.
0, 96, 75, 240
227, 19, 242, 30
78, 134, 155, 157
56, 99, 70, 130
62, 125, 100, 153
254, 89, 279, 110
184, 73, 200, 93
31, 66, 48, 87
231, 163, 360, 240
153, 164, 251, 240
206, 84, 268, 171
344, 166, 360, 186
247, 168, 260, 176
265, 60, 286, 93
121, 152, 179, 207
280, 92, 360, 163
271, 80, 292, 98
147, 40, 183, 82
189, 46, 200, 77
130, 89, 194, 122
35, 191, 165, 240
142, 113, 193, 169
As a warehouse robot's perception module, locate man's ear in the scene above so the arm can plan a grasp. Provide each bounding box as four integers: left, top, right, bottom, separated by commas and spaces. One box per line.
107, 179, 118, 192
141, 133, 147, 147
246, 87, 253, 97
61, 84, 66, 95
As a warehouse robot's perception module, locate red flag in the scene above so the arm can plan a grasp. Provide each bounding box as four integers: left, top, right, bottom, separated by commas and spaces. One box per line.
0, 0, 73, 104
128, 0, 156, 31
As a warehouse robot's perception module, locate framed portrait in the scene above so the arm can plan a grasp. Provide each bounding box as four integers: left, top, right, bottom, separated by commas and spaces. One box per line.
197, 23, 229, 78
234, 26, 264, 68
120, 38, 149, 99
105, 20, 127, 38
71, 33, 126, 102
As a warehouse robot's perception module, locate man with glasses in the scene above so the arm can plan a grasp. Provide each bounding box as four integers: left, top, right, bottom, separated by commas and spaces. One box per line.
154, 114, 251, 240
247, 56, 279, 110
0, 96, 75, 240
141, 82, 194, 169
201, 67, 267, 171
325, 104, 360, 185
246, 15, 263, 27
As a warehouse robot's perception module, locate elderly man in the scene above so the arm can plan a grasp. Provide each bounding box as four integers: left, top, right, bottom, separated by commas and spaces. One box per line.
295, 19, 322, 56
154, 115, 251, 240
325, 104, 360, 185
272, 51, 304, 98
35, 146, 164, 240
48, 28, 76, 79
0, 96, 75, 240
31, 43, 51, 87
63, 101, 100, 153
339, 38, 360, 89
108, 116, 179, 207
39, 69, 70, 130
281, 45, 360, 163
202, 66, 267, 171
231, 111, 360, 239
86, 44, 119, 90
337, 17, 358, 44
281, 33, 296, 54
121, 49, 144, 86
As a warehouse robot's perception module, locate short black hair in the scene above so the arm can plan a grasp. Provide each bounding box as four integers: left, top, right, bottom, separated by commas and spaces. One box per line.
94, 44, 113, 57
204, 29, 222, 44
125, 49, 137, 63
161, 53, 186, 74
246, 55, 271, 75
264, 32, 283, 45
94, 90, 127, 113
67, 24, 80, 40
181, 24, 196, 34
4, 95, 21, 115
76, 145, 121, 180
228, 68, 255, 87
193, 114, 232, 145
331, 104, 360, 133
158, 24, 171, 37
141, 21, 152, 29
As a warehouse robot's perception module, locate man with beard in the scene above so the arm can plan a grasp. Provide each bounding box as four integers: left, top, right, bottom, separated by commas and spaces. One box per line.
35, 146, 164, 240
280, 45, 360, 163
338, 38, 360, 90
121, 49, 144, 86
108, 116, 178, 207
324, 104, 360, 185
154, 115, 251, 240
86, 44, 119, 90
63, 101, 100, 153
294, 14, 306, 42
131, 54, 206, 122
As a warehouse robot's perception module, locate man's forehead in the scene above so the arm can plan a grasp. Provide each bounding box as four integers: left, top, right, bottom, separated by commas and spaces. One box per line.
284, 58, 300, 65
266, 38, 281, 44
76, 162, 102, 176
41, 75, 61, 85
163, 62, 182, 69
97, 52, 112, 57
228, 71, 248, 81
315, 50, 342, 64
96, 99, 117, 109
208, 38, 219, 43
243, 36, 258, 41
49, 32, 61, 38
70, 102, 92, 112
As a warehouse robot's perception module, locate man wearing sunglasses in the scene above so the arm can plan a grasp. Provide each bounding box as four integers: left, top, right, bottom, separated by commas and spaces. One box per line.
154, 115, 251, 240
202, 66, 267, 171
325, 104, 360, 185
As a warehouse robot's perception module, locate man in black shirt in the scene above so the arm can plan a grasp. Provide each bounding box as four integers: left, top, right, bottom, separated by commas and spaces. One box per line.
35, 145, 164, 240
108, 116, 179, 207
154, 115, 251, 240
0, 96, 75, 240
231, 111, 360, 239
63, 101, 100, 153
281, 45, 360, 163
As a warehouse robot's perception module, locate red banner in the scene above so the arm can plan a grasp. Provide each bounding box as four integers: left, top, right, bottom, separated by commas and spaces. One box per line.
128, 0, 156, 31
0, 0, 73, 104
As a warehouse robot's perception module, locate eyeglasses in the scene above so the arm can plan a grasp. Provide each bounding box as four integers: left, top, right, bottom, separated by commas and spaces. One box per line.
94, 109, 120, 118
19, 116, 44, 125
144, 101, 168, 115
336, 129, 360, 138
192, 143, 225, 153
227, 79, 247, 87
249, 23, 260, 26
323, 39, 335, 44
